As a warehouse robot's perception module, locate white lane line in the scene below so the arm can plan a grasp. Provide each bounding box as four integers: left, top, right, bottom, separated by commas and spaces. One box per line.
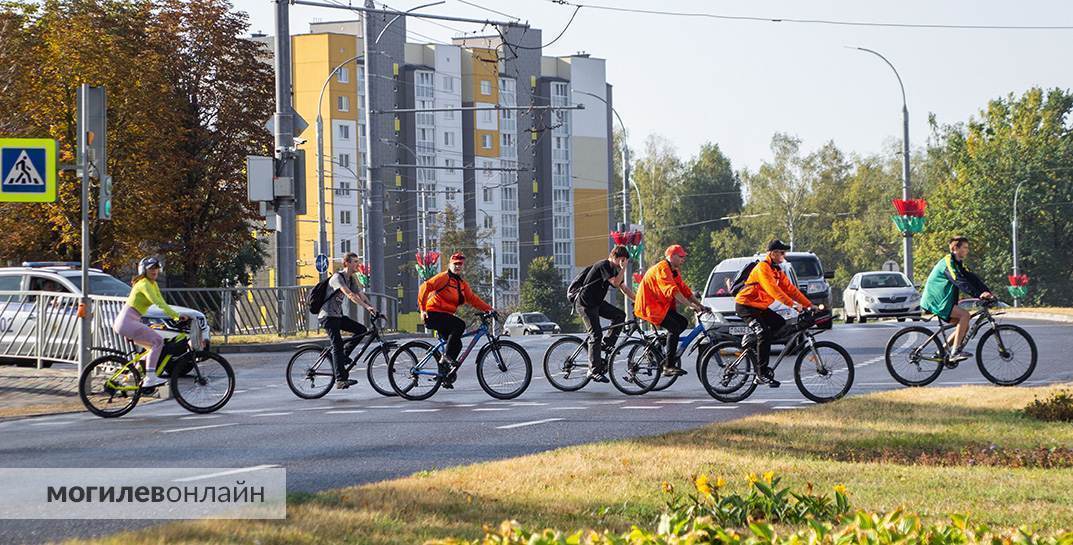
179, 414, 221, 420
250, 412, 292, 417
621, 405, 662, 410
29, 421, 75, 426
509, 402, 549, 406
295, 406, 334, 411
223, 408, 272, 414
324, 410, 366, 415
172, 465, 279, 483
485, 401, 514, 405
161, 423, 239, 434
365, 405, 401, 409
233, 390, 248, 394
473, 408, 511, 412
451, 404, 478, 408
548, 406, 587, 411
496, 417, 564, 430
739, 400, 770, 404
697, 406, 738, 410
580, 400, 626, 405
655, 399, 700, 404
402, 409, 440, 413
264, 385, 281, 388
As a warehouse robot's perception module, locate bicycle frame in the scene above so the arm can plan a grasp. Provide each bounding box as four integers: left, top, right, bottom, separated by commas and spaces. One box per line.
637, 315, 724, 362
912, 305, 1000, 361
308, 319, 388, 373
412, 321, 491, 377
563, 319, 642, 363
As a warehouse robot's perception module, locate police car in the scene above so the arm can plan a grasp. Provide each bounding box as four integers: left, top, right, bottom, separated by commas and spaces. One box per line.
0, 262, 210, 365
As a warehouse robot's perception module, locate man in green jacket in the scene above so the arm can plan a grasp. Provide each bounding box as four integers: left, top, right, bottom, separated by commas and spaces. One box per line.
920, 236, 994, 362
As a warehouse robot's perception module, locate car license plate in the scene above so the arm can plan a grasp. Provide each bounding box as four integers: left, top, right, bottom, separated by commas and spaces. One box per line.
729, 326, 748, 336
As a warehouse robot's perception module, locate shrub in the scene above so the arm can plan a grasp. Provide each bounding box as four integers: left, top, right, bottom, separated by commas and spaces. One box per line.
1024, 389, 1073, 422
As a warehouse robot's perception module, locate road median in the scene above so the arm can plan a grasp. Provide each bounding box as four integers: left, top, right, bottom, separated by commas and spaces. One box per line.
68, 382, 1073, 544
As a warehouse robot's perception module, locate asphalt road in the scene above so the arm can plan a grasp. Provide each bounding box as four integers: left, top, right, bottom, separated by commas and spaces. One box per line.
1, 318, 1070, 544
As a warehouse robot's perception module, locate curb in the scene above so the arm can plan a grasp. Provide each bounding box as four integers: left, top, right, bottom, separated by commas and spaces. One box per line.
1002, 311, 1073, 324
216, 332, 430, 354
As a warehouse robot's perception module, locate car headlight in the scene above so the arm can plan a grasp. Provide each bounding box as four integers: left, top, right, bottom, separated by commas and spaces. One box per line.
909, 293, 921, 301
700, 312, 726, 327
863, 294, 876, 304
806, 282, 825, 294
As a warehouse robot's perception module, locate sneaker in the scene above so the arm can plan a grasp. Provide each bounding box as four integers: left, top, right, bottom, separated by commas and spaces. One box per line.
335, 378, 358, 389
662, 365, 687, 377
442, 370, 458, 389
950, 351, 972, 363
141, 374, 167, 388
755, 367, 780, 388
601, 343, 615, 356
587, 364, 610, 383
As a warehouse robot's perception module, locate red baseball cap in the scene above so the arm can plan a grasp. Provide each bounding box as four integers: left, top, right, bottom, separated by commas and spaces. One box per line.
665, 244, 687, 258
450, 252, 466, 263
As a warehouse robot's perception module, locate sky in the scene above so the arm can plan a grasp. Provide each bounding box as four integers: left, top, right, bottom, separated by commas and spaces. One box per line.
234, 0, 1073, 172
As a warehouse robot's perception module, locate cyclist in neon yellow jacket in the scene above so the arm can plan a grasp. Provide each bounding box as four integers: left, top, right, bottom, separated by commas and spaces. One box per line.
111, 257, 188, 388
920, 236, 993, 362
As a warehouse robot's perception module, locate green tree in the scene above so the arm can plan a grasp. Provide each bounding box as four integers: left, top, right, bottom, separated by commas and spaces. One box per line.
519, 256, 576, 330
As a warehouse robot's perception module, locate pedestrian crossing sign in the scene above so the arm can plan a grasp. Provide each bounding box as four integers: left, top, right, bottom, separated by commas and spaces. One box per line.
0, 138, 57, 203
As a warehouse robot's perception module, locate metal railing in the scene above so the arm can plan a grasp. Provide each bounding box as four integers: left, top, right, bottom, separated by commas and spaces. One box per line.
160, 287, 398, 342
0, 291, 132, 371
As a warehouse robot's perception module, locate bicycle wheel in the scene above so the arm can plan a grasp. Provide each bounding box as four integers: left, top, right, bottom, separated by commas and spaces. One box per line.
364, 345, 397, 397
698, 341, 757, 402
286, 346, 335, 399
543, 336, 592, 392
609, 340, 661, 395
885, 326, 944, 387
387, 340, 442, 400
80, 355, 142, 418
476, 340, 532, 399
794, 340, 854, 403
976, 324, 1037, 386
171, 351, 235, 414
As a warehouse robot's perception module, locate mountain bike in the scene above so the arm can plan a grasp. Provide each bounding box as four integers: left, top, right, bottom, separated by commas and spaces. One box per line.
388, 311, 532, 400
286, 313, 396, 399
542, 319, 643, 391
79, 320, 235, 418
608, 310, 725, 396
884, 298, 1036, 387
699, 307, 853, 403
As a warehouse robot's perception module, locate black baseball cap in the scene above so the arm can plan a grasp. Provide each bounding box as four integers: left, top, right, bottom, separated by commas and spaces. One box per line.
767, 239, 792, 252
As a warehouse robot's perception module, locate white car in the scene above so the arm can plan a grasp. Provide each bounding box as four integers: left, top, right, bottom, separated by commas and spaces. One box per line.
842, 271, 922, 323
700, 256, 800, 343
502, 312, 561, 336
0, 263, 210, 365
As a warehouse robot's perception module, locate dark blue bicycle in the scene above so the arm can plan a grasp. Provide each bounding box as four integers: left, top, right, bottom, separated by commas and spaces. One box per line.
387, 312, 532, 400
608, 310, 726, 395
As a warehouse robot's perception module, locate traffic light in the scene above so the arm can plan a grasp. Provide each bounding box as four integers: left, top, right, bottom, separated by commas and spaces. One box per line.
78, 86, 109, 219
99, 174, 112, 220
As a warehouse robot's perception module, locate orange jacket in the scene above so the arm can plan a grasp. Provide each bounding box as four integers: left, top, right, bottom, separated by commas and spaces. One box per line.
634, 259, 693, 325
734, 257, 812, 310
418, 271, 491, 314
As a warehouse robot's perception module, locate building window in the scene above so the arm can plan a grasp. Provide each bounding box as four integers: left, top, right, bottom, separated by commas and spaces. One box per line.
340, 210, 351, 225
481, 134, 492, 149
480, 80, 492, 95
339, 125, 350, 140
444, 158, 456, 174
358, 124, 366, 137
341, 239, 351, 253
484, 215, 494, 229
339, 153, 350, 169
442, 74, 453, 91
501, 186, 517, 210
500, 133, 514, 148
479, 108, 494, 124
483, 187, 492, 203
338, 95, 349, 112
338, 67, 349, 83
443, 103, 455, 121
443, 131, 455, 147
502, 213, 517, 238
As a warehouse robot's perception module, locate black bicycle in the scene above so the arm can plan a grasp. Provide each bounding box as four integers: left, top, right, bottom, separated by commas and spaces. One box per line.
699, 307, 853, 403
605, 310, 725, 396
542, 319, 643, 391
884, 298, 1037, 387
286, 313, 396, 399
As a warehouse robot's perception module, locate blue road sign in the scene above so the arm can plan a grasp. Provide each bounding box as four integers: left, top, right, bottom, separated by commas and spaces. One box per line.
0, 139, 57, 202
315, 254, 329, 274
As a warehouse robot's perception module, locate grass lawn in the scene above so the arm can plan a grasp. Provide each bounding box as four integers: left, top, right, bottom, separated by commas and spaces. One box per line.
69, 384, 1073, 545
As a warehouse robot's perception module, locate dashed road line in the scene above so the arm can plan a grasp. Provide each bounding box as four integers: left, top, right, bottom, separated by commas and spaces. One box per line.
548, 406, 586, 411
161, 423, 238, 434
696, 406, 738, 410
179, 414, 221, 420
496, 418, 563, 430
324, 410, 366, 415
250, 412, 292, 417
621, 405, 662, 410
172, 465, 279, 483
473, 407, 511, 412
29, 420, 75, 426
402, 408, 440, 413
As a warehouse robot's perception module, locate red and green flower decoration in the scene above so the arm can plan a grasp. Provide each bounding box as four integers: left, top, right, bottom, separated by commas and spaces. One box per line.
891, 198, 927, 234
1007, 274, 1029, 299
610, 230, 645, 261
354, 263, 371, 287
632, 272, 644, 286
415, 251, 440, 282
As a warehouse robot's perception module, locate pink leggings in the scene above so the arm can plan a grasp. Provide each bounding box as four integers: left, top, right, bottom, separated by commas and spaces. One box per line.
112, 306, 164, 369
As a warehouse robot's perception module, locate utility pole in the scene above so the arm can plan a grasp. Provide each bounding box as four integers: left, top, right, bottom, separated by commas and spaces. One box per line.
316, 55, 363, 280
78, 84, 91, 372
362, 0, 384, 302
274, 0, 297, 332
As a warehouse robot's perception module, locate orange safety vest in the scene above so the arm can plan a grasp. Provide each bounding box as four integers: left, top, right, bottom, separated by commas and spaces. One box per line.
734, 257, 812, 310
634, 259, 693, 325
418, 272, 491, 314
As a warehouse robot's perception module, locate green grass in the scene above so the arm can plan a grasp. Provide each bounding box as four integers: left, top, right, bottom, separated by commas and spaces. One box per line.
64, 384, 1073, 545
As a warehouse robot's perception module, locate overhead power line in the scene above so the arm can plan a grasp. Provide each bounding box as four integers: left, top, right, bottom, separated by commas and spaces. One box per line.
548, 0, 1073, 31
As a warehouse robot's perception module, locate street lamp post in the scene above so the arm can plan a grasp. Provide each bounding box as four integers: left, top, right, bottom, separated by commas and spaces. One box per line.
853, 47, 914, 282
573, 89, 634, 314
478, 209, 497, 310
316, 55, 363, 279
1012, 178, 1030, 307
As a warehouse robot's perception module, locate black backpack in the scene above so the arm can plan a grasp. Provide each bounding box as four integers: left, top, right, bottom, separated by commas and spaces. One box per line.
566, 264, 596, 304
729, 260, 760, 296
307, 273, 337, 314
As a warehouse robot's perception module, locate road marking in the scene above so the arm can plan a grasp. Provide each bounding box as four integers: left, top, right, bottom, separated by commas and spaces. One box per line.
473, 408, 511, 412
161, 423, 238, 434
451, 404, 478, 407
697, 406, 738, 410
496, 418, 564, 430
621, 405, 662, 410
264, 384, 281, 388
580, 400, 625, 405
172, 465, 279, 483
655, 399, 700, 404
250, 412, 292, 417
324, 410, 366, 415
739, 400, 770, 404
294, 406, 333, 411
509, 402, 548, 406
223, 408, 273, 414
29, 420, 74, 426
179, 414, 221, 420
365, 405, 401, 409
402, 408, 440, 413
548, 406, 587, 411
233, 390, 248, 394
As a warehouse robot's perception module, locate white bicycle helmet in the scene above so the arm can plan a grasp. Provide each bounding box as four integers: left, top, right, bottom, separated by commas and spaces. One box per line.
137, 256, 162, 276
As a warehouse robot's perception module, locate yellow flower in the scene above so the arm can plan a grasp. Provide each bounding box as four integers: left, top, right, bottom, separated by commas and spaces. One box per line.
662, 481, 674, 494
748, 472, 759, 484
715, 476, 727, 490
834, 484, 848, 495
763, 471, 775, 485
694, 474, 712, 496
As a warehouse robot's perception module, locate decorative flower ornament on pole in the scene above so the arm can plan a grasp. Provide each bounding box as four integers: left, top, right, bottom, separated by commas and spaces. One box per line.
632, 272, 643, 286
610, 230, 645, 261
415, 251, 440, 282
1007, 274, 1029, 300
891, 198, 927, 234
354, 263, 371, 288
